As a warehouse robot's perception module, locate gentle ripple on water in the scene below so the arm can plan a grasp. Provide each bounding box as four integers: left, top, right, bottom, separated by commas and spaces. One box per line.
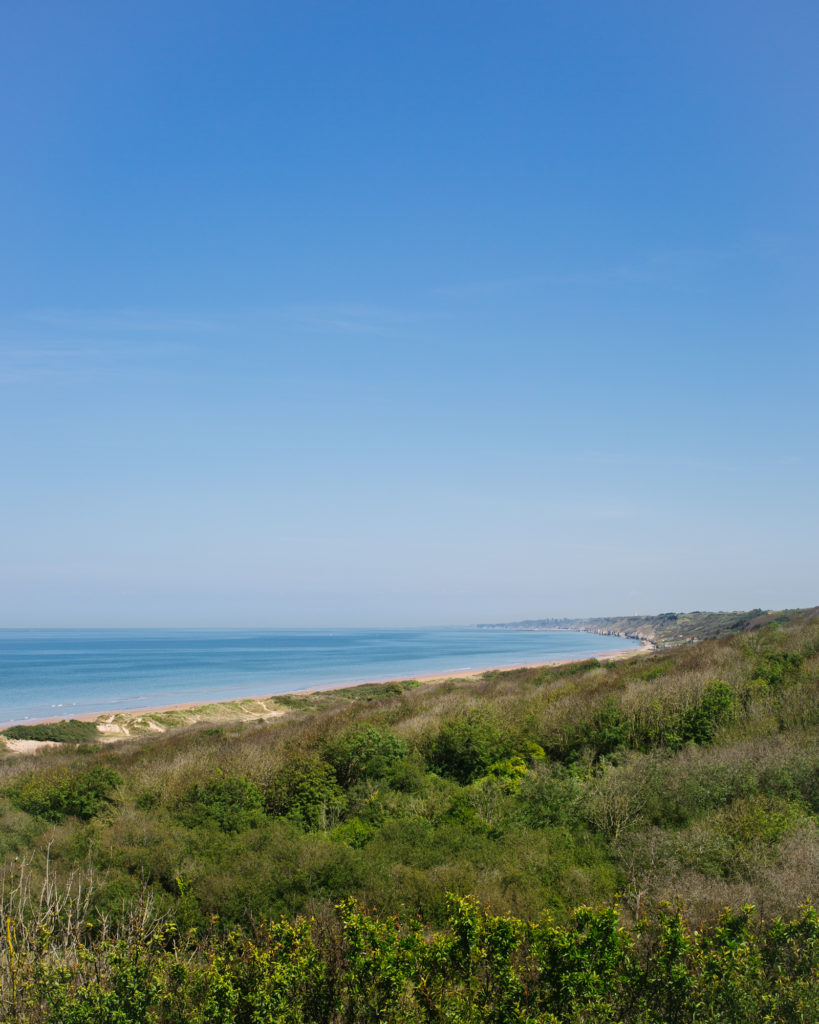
0, 627, 640, 725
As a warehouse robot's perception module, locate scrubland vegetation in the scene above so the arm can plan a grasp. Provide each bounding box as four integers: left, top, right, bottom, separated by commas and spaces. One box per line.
1, 611, 817, 1020
2, 720, 99, 744
487, 606, 817, 645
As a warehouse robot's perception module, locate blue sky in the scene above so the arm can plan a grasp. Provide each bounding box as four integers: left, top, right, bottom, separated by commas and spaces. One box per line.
2, 1, 817, 626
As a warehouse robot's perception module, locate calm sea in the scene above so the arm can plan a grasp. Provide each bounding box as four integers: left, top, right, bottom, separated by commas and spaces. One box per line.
0, 627, 639, 726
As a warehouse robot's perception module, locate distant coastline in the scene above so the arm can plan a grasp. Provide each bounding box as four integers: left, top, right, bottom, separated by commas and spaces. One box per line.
1, 639, 647, 744
91, 640, 648, 720
0, 626, 641, 729
477, 608, 818, 647
479, 622, 660, 649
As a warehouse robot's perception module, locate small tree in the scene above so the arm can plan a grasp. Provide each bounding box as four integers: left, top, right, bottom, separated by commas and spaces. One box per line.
265, 756, 346, 830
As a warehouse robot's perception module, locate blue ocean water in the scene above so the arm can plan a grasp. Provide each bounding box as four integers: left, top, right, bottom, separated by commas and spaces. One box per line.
0, 628, 640, 726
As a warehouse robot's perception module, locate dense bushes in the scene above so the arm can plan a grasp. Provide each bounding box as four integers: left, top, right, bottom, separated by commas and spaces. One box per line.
264, 756, 346, 830
2, 720, 99, 743
177, 773, 266, 833
8, 764, 121, 822
324, 726, 408, 787
754, 650, 804, 689
3, 898, 817, 1023
0, 614, 816, 960
427, 709, 516, 783
551, 679, 738, 762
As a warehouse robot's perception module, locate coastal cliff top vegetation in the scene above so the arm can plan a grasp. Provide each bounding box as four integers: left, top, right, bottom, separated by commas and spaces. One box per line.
1, 608, 817, 924
480, 606, 819, 646
0, 609, 817, 1020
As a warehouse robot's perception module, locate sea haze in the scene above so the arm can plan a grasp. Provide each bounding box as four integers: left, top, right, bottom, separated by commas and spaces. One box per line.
0, 627, 640, 726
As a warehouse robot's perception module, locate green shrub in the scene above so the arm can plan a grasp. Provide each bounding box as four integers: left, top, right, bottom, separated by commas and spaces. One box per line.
17, 900, 819, 1024
330, 816, 377, 848
177, 773, 265, 833
337, 679, 419, 701
428, 709, 515, 784
680, 680, 735, 745
636, 660, 672, 681
754, 651, 804, 689
2, 719, 99, 743
640, 756, 757, 828
324, 726, 408, 787
8, 764, 121, 822
515, 762, 581, 828
265, 756, 346, 830
385, 750, 428, 793
759, 751, 819, 812
723, 793, 804, 847
585, 698, 630, 756
484, 755, 529, 794
629, 681, 736, 752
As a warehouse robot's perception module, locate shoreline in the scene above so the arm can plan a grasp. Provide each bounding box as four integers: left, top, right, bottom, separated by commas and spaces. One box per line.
2, 641, 649, 736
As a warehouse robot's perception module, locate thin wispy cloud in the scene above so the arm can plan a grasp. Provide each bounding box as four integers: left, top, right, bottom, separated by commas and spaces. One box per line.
0, 302, 441, 385
0, 337, 193, 385
26, 308, 226, 334
432, 246, 737, 299
20, 302, 438, 337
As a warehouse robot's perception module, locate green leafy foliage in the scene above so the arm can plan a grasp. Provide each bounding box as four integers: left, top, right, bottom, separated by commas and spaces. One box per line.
7, 764, 121, 822
428, 709, 516, 783
264, 755, 346, 830
679, 679, 735, 744
585, 698, 629, 756
324, 726, 408, 787
329, 816, 377, 848
5, 899, 818, 1023
2, 720, 100, 743
754, 650, 804, 689
1, 607, 818, 1002
177, 773, 265, 833
516, 761, 581, 827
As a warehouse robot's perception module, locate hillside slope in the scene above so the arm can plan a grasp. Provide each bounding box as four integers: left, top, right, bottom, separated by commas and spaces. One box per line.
1, 608, 818, 1020
480, 606, 819, 645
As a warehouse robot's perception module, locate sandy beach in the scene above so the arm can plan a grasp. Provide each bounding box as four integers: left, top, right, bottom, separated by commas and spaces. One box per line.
1, 641, 649, 747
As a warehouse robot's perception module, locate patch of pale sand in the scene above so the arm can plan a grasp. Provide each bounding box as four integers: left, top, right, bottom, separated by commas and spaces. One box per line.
96, 722, 127, 735
245, 701, 284, 718
4, 738, 60, 755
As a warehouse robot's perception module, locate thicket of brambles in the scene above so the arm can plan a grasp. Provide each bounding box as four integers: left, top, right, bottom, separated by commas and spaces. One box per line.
1, 611, 817, 1020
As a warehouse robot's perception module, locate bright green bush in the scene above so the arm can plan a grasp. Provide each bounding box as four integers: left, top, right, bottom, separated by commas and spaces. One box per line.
428, 709, 515, 783
324, 725, 408, 787
330, 816, 377, 848
177, 773, 265, 833
8, 764, 121, 822
13, 899, 818, 1024
2, 719, 99, 743
679, 679, 735, 745
484, 754, 529, 793
754, 650, 804, 689
585, 698, 630, 756
264, 755, 346, 830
